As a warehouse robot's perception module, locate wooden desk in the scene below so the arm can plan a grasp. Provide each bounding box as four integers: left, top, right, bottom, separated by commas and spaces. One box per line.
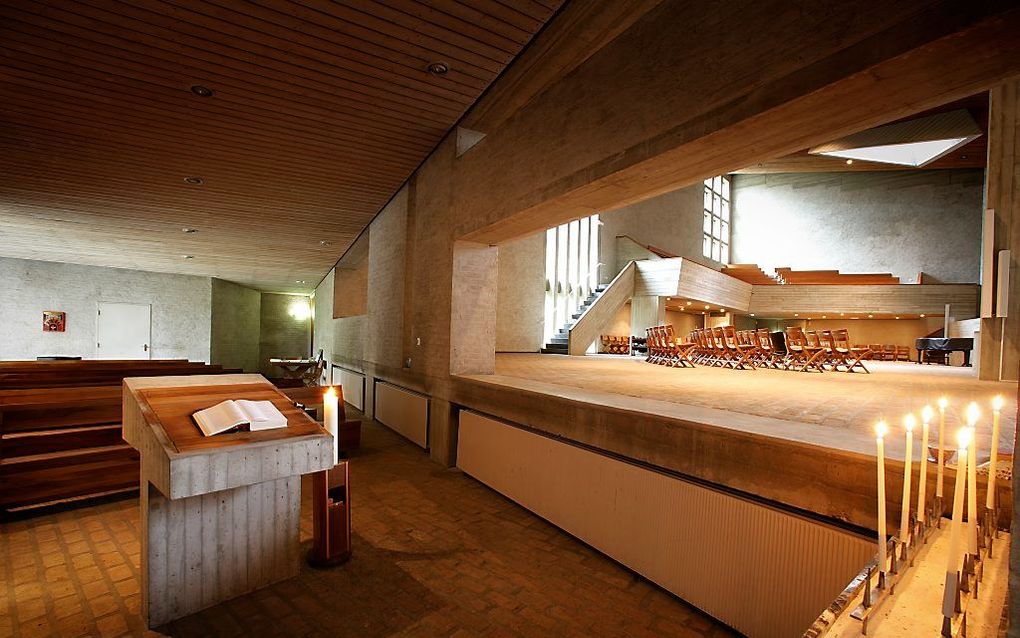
122, 374, 333, 627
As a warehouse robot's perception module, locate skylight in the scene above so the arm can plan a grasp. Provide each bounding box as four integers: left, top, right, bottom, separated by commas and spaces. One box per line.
815, 137, 974, 167
809, 109, 981, 168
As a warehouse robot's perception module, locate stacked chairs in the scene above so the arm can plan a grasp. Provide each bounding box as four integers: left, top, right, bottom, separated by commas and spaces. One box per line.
600, 335, 631, 354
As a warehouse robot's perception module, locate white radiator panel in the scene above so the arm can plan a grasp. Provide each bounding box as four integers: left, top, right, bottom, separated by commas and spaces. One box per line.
374, 381, 429, 448
331, 366, 365, 411
457, 410, 873, 638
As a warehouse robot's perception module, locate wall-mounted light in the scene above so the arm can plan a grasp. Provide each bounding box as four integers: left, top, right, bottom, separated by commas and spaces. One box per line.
288, 299, 311, 320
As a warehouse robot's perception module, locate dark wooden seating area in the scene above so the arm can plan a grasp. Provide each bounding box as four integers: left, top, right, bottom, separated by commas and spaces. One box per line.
0, 359, 239, 515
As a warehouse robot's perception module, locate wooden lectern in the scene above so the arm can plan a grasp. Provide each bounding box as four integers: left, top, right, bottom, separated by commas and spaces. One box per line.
122, 374, 333, 628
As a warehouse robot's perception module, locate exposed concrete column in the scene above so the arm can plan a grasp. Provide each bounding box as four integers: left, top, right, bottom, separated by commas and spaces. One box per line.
450, 240, 499, 375
630, 295, 665, 336
987, 78, 1020, 638
982, 80, 1020, 382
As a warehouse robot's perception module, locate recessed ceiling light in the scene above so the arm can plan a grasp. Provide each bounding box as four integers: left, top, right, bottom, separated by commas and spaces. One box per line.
750, 313, 755, 317
840, 313, 845, 316
319, 240, 332, 247
184, 176, 204, 185
182, 255, 194, 260
295, 280, 306, 284
846, 159, 853, 165
822, 315, 827, 319
868, 314, 874, 318
920, 313, 926, 318
704, 305, 710, 310
190, 85, 214, 97
686, 301, 692, 306
895, 316, 900, 320
794, 313, 799, 317
427, 62, 449, 75
182, 227, 197, 234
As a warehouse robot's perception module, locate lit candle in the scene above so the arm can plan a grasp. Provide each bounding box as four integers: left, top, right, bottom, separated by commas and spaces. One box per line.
324, 386, 339, 466
918, 406, 932, 526
946, 428, 970, 577
936, 397, 948, 499
875, 421, 889, 574
987, 395, 1004, 511
965, 403, 979, 555
900, 414, 915, 542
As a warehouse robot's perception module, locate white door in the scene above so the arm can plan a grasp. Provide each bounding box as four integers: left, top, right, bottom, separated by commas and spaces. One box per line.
96, 302, 152, 359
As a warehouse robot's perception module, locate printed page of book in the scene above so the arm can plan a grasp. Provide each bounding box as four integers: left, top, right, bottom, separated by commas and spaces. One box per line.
193, 400, 248, 437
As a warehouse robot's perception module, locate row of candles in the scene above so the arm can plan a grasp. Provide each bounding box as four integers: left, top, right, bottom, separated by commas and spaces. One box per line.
873, 395, 1004, 595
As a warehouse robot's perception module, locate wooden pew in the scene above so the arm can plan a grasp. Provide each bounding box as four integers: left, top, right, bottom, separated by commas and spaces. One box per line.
0, 360, 239, 515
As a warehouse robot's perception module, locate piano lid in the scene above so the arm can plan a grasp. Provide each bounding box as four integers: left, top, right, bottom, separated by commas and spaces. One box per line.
915, 337, 974, 350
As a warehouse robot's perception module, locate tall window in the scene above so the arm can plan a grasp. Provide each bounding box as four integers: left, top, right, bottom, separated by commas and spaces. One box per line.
544, 214, 600, 342
703, 175, 730, 263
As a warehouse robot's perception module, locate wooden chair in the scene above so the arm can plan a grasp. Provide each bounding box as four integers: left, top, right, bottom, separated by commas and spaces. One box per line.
756, 329, 781, 368
722, 326, 755, 370
883, 345, 897, 361
666, 325, 696, 368
833, 329, 870, 373
895, 345, 911, 362
784, 327, 826, 372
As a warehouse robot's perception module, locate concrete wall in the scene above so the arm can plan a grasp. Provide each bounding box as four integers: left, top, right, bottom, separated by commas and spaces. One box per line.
731, 170, 985, 283
210, 278, 261, 372
258, 293, 311, 376
600, 182, 710, 283
366, 189, 409, 369
0, 256, 211, 361
496, 232, 546, 352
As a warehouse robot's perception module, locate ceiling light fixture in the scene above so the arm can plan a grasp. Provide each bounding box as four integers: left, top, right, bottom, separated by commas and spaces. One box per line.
190, 85, 214, 97
427, 62, 449, 75
182, 227, 197, 234
920, 314, 926, 318
686, 301, 692, 306
704, 305, 710, 310
868, 314, 874, 318
295, 280, 306, 284
846, 159, 853, 165
793, 313, 799, 317
182, 255, 194, 260
319, 240, 332, 247
810, 109, 981, 167
183, 176, 204, 185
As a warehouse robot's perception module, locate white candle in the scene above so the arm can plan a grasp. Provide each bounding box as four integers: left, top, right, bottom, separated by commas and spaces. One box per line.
324, 386, 339, 466
987, 395, 1004, 510
946, 428, 970, 576
936, 397, 948, 499
900, 414, 915, 542
965, 403, 979, 555
876, 421, 889, 574
918, 406, 932, 526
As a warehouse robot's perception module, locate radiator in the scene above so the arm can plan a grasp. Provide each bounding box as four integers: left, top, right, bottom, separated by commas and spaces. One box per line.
374, 381, 429, 448
331, 366, 365, 411
457, 410, 873, 638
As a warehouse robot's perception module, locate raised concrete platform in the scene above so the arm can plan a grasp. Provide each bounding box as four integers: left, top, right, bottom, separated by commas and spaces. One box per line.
450, 355, 1016, 531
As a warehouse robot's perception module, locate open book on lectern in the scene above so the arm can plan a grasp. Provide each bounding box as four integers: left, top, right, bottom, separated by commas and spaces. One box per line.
192, 399, 288, 436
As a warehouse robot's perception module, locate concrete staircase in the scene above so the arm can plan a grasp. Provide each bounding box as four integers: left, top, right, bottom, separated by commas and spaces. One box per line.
541, 285, 609, 354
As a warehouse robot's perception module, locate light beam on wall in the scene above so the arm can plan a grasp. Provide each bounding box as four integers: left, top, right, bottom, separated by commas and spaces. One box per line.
809, 109, 981, 167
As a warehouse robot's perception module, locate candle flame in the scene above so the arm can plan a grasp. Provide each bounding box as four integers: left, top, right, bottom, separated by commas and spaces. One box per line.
938, 396, 948, 410
903, 413, 916, 431
324, 386, 337, 399
992, 395, 1004, 411
965, 402, 980, 426
921, 405, 934, 423
875, 420, 888, 438
957, 427, 971, 449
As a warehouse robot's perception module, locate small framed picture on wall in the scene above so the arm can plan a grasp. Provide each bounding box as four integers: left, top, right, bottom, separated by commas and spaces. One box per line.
42, 311, 66, 332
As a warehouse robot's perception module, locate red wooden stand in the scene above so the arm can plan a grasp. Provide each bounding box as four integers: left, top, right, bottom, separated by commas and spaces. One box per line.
308, 461, 351, 567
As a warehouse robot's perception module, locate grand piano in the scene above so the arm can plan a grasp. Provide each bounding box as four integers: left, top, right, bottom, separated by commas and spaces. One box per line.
915, 337, 974, 366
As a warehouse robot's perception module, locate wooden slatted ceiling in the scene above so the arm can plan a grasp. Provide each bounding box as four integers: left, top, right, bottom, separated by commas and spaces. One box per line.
0, 0, 563, 291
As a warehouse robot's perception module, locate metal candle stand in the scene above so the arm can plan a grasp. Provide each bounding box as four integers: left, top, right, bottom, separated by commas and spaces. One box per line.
941, 512, 994, 637
851, 508, 939, 634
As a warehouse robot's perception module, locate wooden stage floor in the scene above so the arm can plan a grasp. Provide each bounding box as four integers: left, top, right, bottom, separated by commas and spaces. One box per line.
488, 354, 1017, 462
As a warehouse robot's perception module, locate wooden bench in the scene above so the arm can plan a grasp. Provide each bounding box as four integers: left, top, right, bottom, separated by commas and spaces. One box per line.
0, 360, 240, 515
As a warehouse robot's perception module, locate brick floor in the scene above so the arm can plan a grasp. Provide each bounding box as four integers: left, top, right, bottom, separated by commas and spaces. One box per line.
1, 416, 734, 638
